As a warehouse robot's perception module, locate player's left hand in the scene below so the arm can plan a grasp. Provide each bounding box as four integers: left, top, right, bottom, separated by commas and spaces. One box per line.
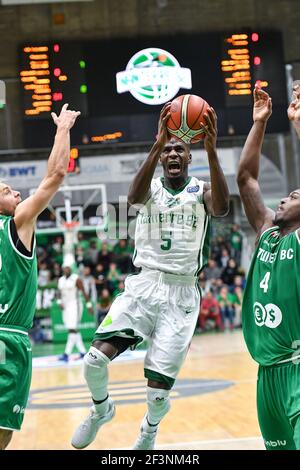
51, 103, 81, 131
201, 107, 217, 153
287, 85, 300, 123
156, 102, 171, 146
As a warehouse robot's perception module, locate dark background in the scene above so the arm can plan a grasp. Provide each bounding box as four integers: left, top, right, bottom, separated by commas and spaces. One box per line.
20, 31, 288, 148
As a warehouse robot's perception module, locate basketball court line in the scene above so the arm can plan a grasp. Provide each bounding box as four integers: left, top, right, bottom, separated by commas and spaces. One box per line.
114, 436, 263, 450
32, 349, 146, 369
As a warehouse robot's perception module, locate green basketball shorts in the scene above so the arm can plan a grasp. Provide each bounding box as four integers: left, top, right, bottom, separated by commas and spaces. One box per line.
257, 360, 300, 450
0, 329, 32, 431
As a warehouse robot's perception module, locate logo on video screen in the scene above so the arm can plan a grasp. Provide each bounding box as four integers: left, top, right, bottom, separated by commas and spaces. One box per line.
116, 48, 192, 105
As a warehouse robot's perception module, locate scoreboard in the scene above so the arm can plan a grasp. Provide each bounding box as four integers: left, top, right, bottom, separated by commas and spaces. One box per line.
19, 31, 288, 148
20, 42, 87, 118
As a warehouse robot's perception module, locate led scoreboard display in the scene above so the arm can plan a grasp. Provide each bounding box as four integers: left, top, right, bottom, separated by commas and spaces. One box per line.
221, 32, 286, 108
20, 42, 87, 118
20, 31, 288, 148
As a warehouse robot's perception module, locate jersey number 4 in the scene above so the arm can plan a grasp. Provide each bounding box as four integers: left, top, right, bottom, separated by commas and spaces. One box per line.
260, 271, 270, 293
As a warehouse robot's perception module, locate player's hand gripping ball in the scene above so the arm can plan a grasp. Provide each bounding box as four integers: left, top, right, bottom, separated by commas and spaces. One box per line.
167, 94, 210, 144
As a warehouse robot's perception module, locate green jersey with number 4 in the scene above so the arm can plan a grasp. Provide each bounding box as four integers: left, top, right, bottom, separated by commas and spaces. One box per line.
133, 176, 210, 276
0, 215, 37, 330
243, 226, 300, 365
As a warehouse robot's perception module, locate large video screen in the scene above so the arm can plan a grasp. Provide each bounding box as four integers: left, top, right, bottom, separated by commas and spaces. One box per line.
19, 31, 288, 148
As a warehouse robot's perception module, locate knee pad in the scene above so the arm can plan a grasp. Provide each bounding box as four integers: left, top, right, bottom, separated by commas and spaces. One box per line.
84, 346, 110, 368
84, 346, 110, 381
146, 387, 171, 424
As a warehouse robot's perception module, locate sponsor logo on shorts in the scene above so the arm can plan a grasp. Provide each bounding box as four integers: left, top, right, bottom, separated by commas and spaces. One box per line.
264, 439, 286, 447
13, 404, 25, 414
89, 352, 97, 360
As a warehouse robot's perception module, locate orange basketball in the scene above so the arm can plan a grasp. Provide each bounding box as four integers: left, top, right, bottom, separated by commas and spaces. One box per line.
167, 94, 210, 144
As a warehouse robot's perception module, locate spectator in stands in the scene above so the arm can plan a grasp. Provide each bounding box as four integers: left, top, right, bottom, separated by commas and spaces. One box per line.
198, 289, 222, 332
82, 266, 97, 305
211, 235, 228, 261
217, 285, 235, 331
221, 258, 239, 287
218, 247, 230, 269
52, 262, 62, 281
51, 235, 64, 265
75, 245, 85, 269
96, 288, 112, 326
198, 271, 207, 294
204, 258, 222, 282
38, 262, 51, 286
37, 246, 48, 264
113, 239, 132, 273
230, 224, 243, 265
233, 274, 245, 290
106, 262, 123, 293
94, 263, 106, 295
76, 232, 90, 252
232, 285, 243, 328
98, 242, 112, 273
86, 240, 100, 268
52, 235, 64, 254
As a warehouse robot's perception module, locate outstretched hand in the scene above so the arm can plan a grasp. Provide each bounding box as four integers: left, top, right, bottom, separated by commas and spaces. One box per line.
51, 104, 81, 130
253, 85, 272, 123
287, 84, 300, 124
201, 107, 218, 153
156, 102, 171, 146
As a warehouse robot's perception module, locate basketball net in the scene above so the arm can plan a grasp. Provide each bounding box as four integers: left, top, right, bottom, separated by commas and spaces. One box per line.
61, 221, 80, 269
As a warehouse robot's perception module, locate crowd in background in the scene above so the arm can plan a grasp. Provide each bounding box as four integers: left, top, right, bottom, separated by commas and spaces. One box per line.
35, 223, 244, 337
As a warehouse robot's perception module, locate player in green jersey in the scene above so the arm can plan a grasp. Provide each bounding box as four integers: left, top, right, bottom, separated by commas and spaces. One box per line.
0, 104, 80, 449
72, 103, 230, 451
237, 85, 300, 450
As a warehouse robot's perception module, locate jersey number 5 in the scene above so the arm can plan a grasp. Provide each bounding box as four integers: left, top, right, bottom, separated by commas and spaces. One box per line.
160, 230, 172, 251
260, 271, 270, 293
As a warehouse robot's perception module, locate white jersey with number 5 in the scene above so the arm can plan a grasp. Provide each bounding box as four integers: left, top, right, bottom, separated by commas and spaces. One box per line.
133, 176, 210, 276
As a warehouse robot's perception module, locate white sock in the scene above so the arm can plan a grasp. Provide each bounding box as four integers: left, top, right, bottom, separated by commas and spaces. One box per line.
141, 414, 159, 433
144, 386, 171, 431
84, 347, 110, 416
75, 333, 86, 354
65, 333, 77, 355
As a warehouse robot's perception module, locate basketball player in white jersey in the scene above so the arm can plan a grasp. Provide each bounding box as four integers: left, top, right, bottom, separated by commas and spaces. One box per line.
72, 102, 230, 450
57, 265, 93, 361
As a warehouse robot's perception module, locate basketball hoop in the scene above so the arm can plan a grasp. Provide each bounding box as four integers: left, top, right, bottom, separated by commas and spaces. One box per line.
62, 221, 80, 231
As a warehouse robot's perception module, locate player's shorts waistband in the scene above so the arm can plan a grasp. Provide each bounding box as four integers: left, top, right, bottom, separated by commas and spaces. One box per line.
0, 325, 28, 335
141, 268, 197, 286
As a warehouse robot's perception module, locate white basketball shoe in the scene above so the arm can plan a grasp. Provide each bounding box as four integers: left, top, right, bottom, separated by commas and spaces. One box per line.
133, 415, 158, 450
71, 398, 116, 449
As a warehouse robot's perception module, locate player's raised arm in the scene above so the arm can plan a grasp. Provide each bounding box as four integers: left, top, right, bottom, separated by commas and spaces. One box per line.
201, 107, 230, 217
236, 86, 275, 235
127, 102, 171, 206
14, 104, 80, 246
287, 84, 300, 138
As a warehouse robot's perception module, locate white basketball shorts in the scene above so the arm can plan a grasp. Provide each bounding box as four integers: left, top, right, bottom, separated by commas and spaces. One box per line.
94, 269, 201, 386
